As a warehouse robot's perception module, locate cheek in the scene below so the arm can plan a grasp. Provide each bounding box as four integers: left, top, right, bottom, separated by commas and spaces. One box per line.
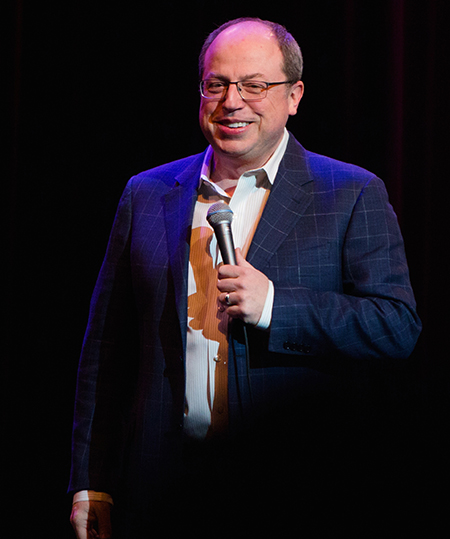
257, 97, 285, 120
199, 102, 215, 127
263, 103, 290, 130
198, 108, 209, 134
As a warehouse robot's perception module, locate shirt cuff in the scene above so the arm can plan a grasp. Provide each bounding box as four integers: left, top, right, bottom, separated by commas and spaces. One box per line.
73, 491, 114, 506
255, 280, 274, 330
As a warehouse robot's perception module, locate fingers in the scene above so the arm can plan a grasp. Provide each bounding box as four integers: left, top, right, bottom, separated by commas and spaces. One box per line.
217, 248, 247, 279
216, 248, 269, 325
96, 505, 113, 539
219, 291, 234, 308
70, 501, 112, 539
70, 502, 90, 539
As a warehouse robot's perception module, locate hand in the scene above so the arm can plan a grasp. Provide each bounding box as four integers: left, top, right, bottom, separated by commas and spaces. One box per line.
217, 248, 269, 325
70, 501, 112, 539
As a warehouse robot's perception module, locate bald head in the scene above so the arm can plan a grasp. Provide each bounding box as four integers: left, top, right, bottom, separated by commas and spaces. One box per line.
199, 17, 303, 82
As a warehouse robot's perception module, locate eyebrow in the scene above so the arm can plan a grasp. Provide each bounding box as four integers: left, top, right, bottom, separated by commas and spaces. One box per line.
205, 72, 266, 81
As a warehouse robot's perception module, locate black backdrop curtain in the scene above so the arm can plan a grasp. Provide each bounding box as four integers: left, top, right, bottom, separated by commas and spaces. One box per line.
4, 1, 449, 536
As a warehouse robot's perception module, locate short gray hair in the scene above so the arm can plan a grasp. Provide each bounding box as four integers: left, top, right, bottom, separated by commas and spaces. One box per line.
199, 17, 303, 82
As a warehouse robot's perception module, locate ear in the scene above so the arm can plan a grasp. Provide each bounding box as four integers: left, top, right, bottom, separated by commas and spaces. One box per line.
288, 81, 304, 116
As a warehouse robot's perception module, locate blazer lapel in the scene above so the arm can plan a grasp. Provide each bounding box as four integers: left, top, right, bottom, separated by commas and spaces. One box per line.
247, 136, 314, 270
163, 154, 204, 344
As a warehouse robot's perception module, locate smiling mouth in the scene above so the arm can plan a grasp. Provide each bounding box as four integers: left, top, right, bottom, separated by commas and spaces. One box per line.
217, 121, 252, 130
226, 122, 250, 128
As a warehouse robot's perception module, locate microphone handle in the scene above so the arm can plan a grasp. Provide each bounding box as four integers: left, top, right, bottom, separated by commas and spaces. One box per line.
215, 222, 237, 265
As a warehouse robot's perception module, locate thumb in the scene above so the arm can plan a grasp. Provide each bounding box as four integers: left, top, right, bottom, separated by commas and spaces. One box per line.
235, 248, 250, 267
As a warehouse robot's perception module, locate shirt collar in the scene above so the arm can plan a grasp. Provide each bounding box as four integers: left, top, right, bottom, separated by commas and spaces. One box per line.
199, 128, 290, 189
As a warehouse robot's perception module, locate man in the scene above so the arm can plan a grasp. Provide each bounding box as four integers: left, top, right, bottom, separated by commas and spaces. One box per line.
69, 17, 421, 537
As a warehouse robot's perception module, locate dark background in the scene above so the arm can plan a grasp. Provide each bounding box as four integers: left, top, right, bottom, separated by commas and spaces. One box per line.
4, 1, 449, 536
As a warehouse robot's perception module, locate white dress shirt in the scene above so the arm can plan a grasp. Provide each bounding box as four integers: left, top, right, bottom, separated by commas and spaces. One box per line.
183, 129, 289, 439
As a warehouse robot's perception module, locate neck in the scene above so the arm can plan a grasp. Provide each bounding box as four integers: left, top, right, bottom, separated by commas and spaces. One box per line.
209, 132, 285, 185
210, 158, 244, 183
210, 152, 267, 187
208, 155, 241, 193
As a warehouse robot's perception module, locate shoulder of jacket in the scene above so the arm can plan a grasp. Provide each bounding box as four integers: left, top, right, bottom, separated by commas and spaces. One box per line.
285, 133, 378, 188
127, 151, 207, 190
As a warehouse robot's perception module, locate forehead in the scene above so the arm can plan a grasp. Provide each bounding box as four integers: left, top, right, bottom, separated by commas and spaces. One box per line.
203, 22, 284, 78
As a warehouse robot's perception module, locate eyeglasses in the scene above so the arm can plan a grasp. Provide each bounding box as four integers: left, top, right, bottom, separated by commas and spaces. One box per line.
200, 79, 295, 102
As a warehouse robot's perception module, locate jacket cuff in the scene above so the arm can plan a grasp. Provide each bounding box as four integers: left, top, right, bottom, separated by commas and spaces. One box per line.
73, 490, 114, 505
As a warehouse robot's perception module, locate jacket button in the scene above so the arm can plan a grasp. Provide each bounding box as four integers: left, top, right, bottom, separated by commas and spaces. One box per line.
283, 341, 311, 353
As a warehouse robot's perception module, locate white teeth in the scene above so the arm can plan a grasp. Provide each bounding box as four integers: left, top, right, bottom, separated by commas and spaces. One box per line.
227, 122, 249, 128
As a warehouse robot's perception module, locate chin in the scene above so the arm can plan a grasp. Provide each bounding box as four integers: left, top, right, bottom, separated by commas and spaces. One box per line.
213, 139, 256, 158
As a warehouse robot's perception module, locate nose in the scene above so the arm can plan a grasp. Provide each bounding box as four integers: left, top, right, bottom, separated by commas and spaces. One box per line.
222, 82, 244, 110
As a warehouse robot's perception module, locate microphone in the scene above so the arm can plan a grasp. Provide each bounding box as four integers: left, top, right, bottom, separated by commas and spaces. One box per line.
208, 202, 253, 406
206, 202, 237, 265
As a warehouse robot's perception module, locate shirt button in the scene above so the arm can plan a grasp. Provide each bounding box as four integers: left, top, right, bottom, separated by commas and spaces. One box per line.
213, 355, 221, 362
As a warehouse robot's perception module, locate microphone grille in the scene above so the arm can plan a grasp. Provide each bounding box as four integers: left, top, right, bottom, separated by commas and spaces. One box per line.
206, 202, 234, 226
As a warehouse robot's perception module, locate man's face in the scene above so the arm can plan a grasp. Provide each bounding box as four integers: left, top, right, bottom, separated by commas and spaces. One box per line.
199, 22, 304, 173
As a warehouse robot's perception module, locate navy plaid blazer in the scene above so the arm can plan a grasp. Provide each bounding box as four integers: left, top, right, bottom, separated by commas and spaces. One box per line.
69, 134, 421, 511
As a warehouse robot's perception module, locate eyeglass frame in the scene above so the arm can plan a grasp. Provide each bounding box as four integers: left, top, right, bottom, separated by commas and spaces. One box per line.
199, 79, 297, 102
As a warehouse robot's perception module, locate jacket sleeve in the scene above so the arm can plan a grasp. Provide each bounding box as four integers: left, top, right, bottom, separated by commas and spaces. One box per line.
268, 176, 421, 361
68, 180, 139, 495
